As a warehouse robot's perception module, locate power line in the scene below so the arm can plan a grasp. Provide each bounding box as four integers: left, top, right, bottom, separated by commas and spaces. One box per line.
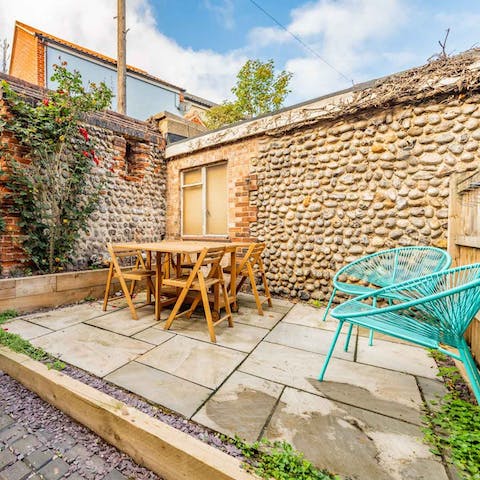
248, 0, 354, 85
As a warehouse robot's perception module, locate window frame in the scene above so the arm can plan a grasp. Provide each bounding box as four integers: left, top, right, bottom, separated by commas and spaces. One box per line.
180, 161, 228, 239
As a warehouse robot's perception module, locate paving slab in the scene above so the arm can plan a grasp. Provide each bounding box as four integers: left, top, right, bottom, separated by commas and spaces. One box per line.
23, 303, 107, 331
137, 335, 246, 389
416, 377, 448, 412
132, 326, 175, 345
37, 458, 69, 480
85, 306, 159, 336
357, 336, 439, 379
236, 292, 292, 313
232, 306, 284, 329
160, 315, 269, 352
0, 461, 31, 480
1, 320, 52, 340
240, 341, 423, 424
105, 361, 212, 418
31, 324, 153, 377
280, 303, 345, 332
265, 387, 448, 480
193, 371, 284, 442
265, 322, 355, 360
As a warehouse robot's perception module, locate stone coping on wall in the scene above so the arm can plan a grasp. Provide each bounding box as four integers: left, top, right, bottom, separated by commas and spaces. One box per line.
165, 51, 480, 159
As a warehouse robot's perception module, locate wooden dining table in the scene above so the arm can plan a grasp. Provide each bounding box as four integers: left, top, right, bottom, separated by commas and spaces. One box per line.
113, 240, 252, 320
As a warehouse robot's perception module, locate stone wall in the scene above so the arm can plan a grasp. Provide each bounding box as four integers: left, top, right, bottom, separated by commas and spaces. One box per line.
166, 68, 480, 303
252, 96, 480, 301
0, 73, 166, 273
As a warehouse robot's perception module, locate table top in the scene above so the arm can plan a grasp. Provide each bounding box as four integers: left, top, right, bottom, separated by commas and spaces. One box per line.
113, 240, 253, 254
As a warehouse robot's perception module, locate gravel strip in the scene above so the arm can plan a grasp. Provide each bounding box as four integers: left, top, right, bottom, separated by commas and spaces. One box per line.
0, 371, 162, 480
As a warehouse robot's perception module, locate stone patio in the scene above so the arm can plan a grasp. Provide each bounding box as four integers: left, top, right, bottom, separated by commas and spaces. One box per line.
5, 293, 449, 480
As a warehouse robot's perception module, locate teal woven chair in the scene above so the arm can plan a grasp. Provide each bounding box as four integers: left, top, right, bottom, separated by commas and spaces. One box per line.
322, 246, 452, 349
318, 263, 480, 403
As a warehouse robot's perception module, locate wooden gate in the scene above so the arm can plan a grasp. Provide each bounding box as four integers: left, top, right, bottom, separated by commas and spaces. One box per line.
448, 170, 480, 362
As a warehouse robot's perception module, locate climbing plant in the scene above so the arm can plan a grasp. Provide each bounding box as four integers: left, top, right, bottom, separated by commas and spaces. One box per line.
0, 63, 112, 273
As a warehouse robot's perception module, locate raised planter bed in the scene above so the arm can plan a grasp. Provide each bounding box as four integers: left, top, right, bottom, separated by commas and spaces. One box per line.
0, 347, 255, 480
0, 268, 118, 313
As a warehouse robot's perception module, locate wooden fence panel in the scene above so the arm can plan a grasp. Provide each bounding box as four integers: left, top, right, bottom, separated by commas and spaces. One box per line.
448, 171, 480, 362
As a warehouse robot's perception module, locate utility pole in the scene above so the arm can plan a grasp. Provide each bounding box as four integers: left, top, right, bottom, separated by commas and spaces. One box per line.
117, 0, 127, 114
1, 38, 10, 73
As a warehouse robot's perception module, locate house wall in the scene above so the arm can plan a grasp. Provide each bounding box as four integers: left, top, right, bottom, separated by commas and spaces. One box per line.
0, 74, 167, 274
166, 94, 480, 302
46, 46, 184, 121
166, 139, 259, 241
9, 26, 41, 85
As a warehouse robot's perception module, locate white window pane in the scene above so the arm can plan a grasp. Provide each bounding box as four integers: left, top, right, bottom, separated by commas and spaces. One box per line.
184, 169, 201, 185
206, 164, 227, 235
183, 185, 203, 235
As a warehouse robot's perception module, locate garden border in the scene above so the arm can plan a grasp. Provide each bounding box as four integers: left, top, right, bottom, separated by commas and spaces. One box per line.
0, 268, 118, 313
0, 346, 256, 480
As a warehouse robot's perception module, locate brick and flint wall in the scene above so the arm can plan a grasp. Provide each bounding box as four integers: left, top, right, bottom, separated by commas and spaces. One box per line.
166, 54, 480, 302
0, 74, 167, 273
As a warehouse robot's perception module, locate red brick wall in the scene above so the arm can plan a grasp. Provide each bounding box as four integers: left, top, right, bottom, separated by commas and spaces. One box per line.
9, 27, 39, 85
166, 139, 259, 241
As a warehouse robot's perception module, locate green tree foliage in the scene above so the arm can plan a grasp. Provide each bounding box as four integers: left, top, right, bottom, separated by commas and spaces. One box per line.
205, 59, 292, 129
0, 63, 113, 273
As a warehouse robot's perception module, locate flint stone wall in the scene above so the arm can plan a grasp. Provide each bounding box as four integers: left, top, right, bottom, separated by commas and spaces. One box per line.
251, 97, 480, 301
167, 92, 480, 303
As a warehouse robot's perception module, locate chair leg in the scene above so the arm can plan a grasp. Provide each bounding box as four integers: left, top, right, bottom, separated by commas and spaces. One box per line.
369, 297, 377, 346
186, 293, 202, 318
458, 339, 480, 403
318, 320, 344, 381
102, 264, 114, 311
198, 274, 216, 342
322, 288, 337, 321
164, 285, 191, 330
119, 275, 138, 320
247, 262, 264, 315
222, 281, 234, 327
344, 323, 354, 352
258, 258, 272, 307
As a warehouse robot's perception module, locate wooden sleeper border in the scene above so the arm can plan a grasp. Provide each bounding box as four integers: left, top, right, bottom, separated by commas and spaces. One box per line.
0, 347, 256, 480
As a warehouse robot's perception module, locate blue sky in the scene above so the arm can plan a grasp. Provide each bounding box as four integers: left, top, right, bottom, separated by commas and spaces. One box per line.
1, 0, 480, 106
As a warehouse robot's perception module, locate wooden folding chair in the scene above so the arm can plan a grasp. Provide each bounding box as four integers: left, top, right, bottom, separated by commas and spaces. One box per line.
226, 243, 272, 315
163, 247, 233, 342
103, 243, 156, 320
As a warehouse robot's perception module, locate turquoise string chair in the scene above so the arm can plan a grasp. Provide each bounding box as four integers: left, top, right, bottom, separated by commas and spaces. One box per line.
322, 246, 452, 349
318, 263, 480, 403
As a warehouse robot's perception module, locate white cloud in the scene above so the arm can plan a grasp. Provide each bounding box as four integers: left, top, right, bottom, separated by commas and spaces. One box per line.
0, 0, 244, 102
250, 0, 408, 102
203, 0, 235, 30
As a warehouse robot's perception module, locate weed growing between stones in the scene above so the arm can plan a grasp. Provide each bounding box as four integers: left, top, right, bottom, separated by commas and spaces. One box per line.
0, 309, 64, 370
227, 436, 340, 480
423, 350, 480, 480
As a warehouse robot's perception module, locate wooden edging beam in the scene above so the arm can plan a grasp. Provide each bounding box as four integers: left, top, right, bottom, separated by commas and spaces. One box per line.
0, 347, 255, 480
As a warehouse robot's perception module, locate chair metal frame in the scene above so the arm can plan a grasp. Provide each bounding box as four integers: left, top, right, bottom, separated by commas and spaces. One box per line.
323, 246, 452, 348
318, 263, 480, 403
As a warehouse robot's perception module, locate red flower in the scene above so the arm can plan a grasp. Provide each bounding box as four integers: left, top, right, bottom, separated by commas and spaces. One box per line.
109, 167, 115, 173
83, 150, 90, 158
42, 98, 49, 106
2, 328, 8, 331
79, 127, 89, 141
93, 156, 100, 166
